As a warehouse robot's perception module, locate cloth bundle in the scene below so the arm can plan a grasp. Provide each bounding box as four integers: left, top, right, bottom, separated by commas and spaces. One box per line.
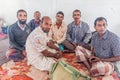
92, 72, 119, 80
90, 61, 114, 77
75, 46, 91, 62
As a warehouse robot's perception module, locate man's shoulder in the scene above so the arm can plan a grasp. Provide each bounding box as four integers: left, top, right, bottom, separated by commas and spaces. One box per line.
10, 22, 17, 26
32, 27, 41, 33
9, 22, 18, 30
92, 31, 98, 39
108, 30, 120, 39
29, 19, 35, 23
68, 21, 74, 25
26, 23, 31, 28
81, 21, 89, 27
28, 27, 43, 38
68, 21, 74, 28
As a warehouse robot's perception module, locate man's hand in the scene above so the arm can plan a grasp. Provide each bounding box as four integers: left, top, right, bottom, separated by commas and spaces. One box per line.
54, 51, 62, 59
47, 41, 54, 46
22, 50, 27, 56
47, 41, 60, 50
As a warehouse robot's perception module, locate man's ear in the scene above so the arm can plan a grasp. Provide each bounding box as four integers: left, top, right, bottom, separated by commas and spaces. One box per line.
34, 14, 35, 18
94, 26, 96, 29
55, 15, 57, 19
72, 15, 74, 18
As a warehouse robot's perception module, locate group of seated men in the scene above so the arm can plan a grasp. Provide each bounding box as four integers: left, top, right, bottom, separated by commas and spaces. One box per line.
5, 9, 120, 78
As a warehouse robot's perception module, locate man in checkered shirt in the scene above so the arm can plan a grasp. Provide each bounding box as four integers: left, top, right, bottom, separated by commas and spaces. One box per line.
91, 17, 120, 77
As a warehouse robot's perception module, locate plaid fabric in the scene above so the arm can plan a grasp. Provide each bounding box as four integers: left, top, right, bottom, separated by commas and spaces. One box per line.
75, 46, 91, 61
90, 61, 114, 77
114, 61, 120, 77
92, 72, 119, 80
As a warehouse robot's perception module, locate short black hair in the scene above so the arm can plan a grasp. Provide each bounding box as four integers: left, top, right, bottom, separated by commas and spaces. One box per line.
56, 11, 64, 17
41, 16, 51, 23
94, 17, 107, 26
73, 9, 81, 16
17, 9, 27, 16
34, 11, 40, 14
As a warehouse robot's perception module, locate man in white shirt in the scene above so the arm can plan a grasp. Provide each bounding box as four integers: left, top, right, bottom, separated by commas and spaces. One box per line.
48, 11, 67, 51
26, 16, 62, 78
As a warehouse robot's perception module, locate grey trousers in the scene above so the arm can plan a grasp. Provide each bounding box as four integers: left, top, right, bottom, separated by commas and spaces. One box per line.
62, 40, 76, 50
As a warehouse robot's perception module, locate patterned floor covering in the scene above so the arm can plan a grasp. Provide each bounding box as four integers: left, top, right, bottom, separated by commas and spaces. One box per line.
0, 53, 119, 80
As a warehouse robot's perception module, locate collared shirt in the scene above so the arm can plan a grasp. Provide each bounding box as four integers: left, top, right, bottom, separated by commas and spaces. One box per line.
26, 26, 57, 61
17, 21, 26, 31
26, 26, 56, 71
66, 21, 92, 45
91, 30, 120, 59
48, 22, 67, 44
74, 25, 81, 43
8, 21, 31, 51
28, 19, 41, 31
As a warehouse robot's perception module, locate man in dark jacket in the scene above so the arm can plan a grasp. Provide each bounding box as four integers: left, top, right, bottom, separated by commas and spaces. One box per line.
6, 9, 31, 62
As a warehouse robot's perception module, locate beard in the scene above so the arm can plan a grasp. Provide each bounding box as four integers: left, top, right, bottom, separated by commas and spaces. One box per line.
18, 20, 26, 25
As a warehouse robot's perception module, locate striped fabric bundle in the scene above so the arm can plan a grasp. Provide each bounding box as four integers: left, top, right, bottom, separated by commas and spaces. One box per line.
92, 72, 119, 80
90, 61, 114, 77
75, 46, 91, 62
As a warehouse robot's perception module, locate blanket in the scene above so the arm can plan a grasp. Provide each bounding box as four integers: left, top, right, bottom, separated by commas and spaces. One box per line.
0, 53, 119, 80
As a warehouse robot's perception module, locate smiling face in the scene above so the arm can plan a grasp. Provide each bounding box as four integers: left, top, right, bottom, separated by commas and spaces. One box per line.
73, 11, 81, 22
94, 19, 107, 36
34, 11, 41, 20
56, 13, 64, 23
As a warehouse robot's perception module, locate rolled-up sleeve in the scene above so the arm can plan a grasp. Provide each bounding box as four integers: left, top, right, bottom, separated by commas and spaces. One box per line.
83, 24, 92, 44
57, 25, 67, 44
66, 24, 73, 42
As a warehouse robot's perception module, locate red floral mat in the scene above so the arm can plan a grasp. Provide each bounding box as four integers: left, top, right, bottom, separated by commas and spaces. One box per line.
62, 53, 120, 80
0, 33, 7, 39
0, 60, 33, 80
63, 53, 89, 74
0, 53, 119, 80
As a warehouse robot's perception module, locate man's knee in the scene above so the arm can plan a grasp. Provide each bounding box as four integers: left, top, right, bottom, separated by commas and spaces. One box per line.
6, 48, 25, 62
6, 48, 16, 58
62, 40, 75, 50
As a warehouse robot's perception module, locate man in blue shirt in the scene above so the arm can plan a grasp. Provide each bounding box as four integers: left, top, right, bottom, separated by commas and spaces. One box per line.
91, 17, 120, 77
28, 11, 41, 31
63, 9, 92, 51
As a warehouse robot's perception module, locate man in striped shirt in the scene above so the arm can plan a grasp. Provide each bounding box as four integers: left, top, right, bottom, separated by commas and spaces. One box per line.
63, 9, 92, 51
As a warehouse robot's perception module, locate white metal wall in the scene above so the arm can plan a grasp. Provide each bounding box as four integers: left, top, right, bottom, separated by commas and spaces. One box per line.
0, 0, 120, 36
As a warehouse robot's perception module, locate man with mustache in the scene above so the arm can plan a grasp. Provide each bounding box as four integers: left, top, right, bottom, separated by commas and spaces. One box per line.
26, 16, 62, 80
63, 9, 92, 51
6, 9, 31, 62
48, 11, 67, 51
90, 17, 120, 77
28, 11, 41, 32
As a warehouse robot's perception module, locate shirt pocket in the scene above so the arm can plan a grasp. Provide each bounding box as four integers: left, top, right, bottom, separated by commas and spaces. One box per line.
101, 44, 111, 58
